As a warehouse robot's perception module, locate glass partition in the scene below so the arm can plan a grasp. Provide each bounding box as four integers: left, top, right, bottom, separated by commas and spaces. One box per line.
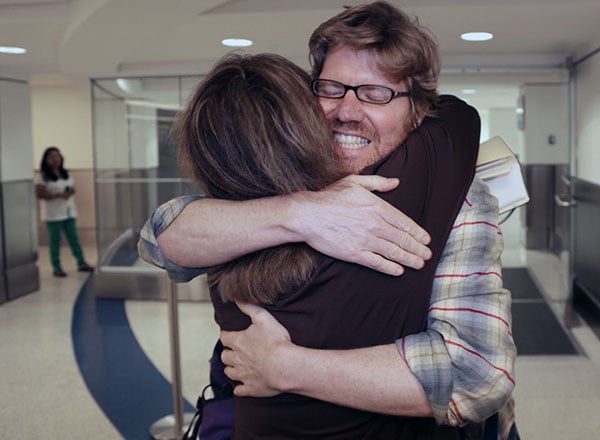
90, 75, 207, 300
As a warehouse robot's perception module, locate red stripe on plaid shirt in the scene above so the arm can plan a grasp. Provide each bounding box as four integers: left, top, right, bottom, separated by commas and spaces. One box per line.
446, 340, 516, 385
452, 220, 499, 231
449, 398, 465, 424
434, 271, 502, 280
428, 306, 512, 333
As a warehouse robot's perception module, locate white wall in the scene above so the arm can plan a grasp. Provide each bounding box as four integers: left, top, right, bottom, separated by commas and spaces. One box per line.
30, 75, 93, 170
520, 83, 570, 165
488, 107, 521, 158
575, 50, 600, 185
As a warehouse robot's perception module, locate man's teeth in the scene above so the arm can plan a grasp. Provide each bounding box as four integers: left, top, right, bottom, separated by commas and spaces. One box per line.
335, 133, 370, 149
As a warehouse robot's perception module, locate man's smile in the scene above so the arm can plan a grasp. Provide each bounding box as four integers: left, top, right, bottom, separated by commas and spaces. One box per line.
334, 132, 371, 150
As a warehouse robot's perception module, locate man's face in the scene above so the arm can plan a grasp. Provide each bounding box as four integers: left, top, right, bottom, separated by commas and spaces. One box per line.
318, 46, 413, 174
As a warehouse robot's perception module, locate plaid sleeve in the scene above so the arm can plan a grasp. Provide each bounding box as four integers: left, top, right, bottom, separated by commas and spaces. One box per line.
137, 195, 207, 283
397, 176, 517, 426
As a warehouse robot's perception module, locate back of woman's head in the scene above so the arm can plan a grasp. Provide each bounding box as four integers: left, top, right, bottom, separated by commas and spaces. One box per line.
175, 53, 344, 304
177, 53, 342, 200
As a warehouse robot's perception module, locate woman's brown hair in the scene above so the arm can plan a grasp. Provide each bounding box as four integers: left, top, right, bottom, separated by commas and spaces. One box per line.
175, 53, 344, 304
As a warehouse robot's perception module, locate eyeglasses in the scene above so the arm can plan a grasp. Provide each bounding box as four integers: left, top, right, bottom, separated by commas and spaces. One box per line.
311, 79, 410, 105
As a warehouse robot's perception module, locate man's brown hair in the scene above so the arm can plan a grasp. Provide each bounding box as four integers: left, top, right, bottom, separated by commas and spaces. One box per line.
309, 1, 441, 129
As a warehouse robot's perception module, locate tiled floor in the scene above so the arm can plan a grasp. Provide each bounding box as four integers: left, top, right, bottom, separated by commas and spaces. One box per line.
1, 244, 600, 439
505, 251, 600, 440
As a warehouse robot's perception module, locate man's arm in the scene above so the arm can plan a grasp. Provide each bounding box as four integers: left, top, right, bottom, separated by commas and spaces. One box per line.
221, 302, 433, 417
138, 194, 206, 282
399, 177, 516, 425
220, 178, 516, 424
139, 174, 433, 280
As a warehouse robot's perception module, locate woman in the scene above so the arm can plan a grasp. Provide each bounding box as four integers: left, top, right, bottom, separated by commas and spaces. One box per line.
36, 146, 94, 277
176, 53, 478, 438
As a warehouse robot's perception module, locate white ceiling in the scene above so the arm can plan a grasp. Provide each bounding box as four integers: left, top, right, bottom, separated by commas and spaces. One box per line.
1, 0, 599, 110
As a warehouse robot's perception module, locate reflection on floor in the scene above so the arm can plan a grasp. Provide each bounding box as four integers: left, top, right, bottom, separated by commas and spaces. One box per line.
1, 246, 599, 439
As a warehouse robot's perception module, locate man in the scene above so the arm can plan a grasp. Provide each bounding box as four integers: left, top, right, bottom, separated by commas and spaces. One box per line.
140, 2, 517, 437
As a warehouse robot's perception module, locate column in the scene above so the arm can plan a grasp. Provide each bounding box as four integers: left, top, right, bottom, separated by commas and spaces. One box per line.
0, 77, 39, 303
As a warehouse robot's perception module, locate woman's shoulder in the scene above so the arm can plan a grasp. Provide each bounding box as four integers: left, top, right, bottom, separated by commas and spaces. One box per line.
432, 94, 480, 135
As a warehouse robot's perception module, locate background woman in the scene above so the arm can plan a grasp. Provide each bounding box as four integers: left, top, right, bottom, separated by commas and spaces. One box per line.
36, 146, 94, 277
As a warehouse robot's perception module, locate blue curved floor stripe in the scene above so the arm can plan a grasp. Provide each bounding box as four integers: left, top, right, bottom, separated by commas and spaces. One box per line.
71, 278, 195, 439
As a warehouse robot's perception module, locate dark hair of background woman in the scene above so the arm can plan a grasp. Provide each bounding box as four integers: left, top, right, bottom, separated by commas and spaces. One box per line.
40, 146, 69, 181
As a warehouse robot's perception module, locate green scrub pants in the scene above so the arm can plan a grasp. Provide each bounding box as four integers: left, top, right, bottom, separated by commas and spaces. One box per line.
46, 217, 86, 272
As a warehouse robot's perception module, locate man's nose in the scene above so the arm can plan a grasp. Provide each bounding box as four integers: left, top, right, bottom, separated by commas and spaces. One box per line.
335, 91, 365, 122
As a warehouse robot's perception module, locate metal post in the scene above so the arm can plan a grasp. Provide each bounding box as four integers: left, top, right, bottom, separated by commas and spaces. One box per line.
149, 278, 195, 439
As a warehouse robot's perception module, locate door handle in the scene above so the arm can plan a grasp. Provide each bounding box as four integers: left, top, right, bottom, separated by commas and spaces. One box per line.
554, 194, 576, 207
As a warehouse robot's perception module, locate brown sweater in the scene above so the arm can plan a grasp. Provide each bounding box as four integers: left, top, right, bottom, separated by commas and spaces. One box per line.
211, 95, 481, 439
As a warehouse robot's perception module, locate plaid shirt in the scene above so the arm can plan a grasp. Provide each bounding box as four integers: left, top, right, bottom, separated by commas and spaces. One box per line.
398, 176, 516, 432
138, 194, 205, 282
138, 176, 516, 434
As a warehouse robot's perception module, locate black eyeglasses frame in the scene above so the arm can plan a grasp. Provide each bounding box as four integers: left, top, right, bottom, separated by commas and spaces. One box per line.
311, 79, 411, 105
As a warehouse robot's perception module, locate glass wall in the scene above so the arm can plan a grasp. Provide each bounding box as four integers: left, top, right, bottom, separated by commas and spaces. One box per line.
90, 75, 207, 300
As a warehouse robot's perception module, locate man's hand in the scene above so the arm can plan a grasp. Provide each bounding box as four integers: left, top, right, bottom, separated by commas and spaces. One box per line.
156, 174, 431, 274
290, 175, 432, 275
220, 302, 291, 397
221, 302, 432, 416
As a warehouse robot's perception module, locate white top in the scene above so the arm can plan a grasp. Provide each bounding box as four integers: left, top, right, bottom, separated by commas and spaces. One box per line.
38, 175, 78, 221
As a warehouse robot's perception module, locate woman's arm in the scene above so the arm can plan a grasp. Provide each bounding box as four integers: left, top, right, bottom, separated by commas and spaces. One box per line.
35, 183, 69, 200
141, 174, 433, 277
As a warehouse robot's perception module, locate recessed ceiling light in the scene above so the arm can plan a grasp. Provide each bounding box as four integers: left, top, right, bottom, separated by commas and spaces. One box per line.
461, 89, 477, 95
0, 46, 27, 54
221, 38, 253, 47
461, 32, 494, 42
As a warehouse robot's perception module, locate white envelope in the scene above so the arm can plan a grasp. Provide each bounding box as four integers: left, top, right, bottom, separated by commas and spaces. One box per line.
476, 136, 530, 214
